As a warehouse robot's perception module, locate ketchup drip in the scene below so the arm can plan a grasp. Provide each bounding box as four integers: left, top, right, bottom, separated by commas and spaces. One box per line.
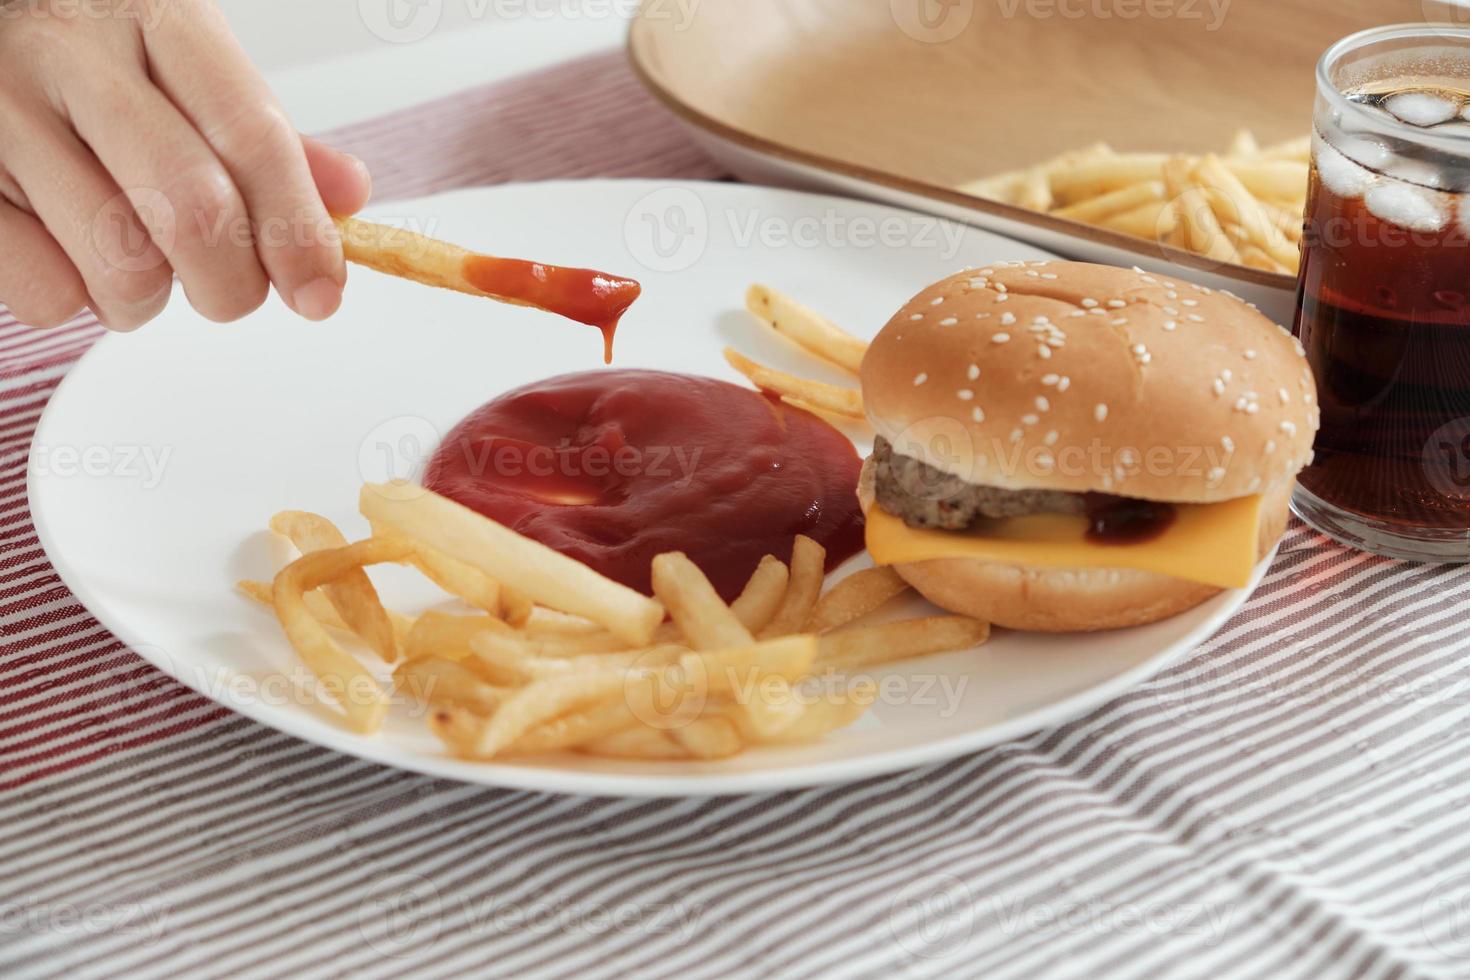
424, 370, 866, 601
461, 257, 641, 364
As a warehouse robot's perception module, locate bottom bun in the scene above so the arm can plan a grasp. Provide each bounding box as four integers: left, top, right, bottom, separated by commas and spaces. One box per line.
893, 481, 1292, 633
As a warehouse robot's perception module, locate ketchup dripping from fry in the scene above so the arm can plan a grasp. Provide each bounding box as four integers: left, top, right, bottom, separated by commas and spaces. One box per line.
462, 257, 642, 364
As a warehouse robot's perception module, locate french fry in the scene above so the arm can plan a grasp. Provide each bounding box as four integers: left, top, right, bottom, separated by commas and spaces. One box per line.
578, 728, 691, 760
1049, 154, 1169, 204
237, 579, 415, 644
403, 611, 504, 663
409, 546, 502, 616
361, 483, 665, 645
510, 700, 645, 755
1223, 159, 1309, 202
745, 285, 868, 374
759, 536, 827, 638
269, 511, 398, 662
394, 657, 507, 713
960, 143, 1113, 204
1259, 199, 1305, 243
719, 682, 876, 744
271, 537, 415, 733
729, 556, 790, 634
1052, 181, 1164, 224
333, 216, 640, 353
816, 617, 991, 672
668, 717, 744, 760
500, 586, 535, 627
651, 552, 753, 650
1193, 155, 1299, 269
1227, 129, 1261, 158
433, 669, 629, 758
805, 567, 910, 634
723, 349, 865, 420
1259, 135, 1312, 163
1099, 201, 1173, 240
1014, 168, 1053, 212
1239, 244, 1291, 274
1173, 187, 1240, 264
522, 609, 606, 636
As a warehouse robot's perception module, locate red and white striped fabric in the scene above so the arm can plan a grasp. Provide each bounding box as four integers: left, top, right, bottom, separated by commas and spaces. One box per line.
5, 51, 1470, 980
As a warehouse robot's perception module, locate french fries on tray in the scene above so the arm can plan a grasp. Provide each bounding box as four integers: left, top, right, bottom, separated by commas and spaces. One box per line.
240, 483, 988, 762
960, 130, 1310, 274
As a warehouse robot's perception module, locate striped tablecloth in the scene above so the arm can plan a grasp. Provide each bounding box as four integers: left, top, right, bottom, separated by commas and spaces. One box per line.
5, 50, 1470, 980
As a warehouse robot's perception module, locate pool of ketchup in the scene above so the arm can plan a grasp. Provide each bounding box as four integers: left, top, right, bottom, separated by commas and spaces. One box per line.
423, 370, 866, 601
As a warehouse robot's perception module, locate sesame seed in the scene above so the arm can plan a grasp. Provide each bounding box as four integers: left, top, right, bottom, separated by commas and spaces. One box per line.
1010, 429, 1023, 443
1041, 273, 1059, 280
972, 407, 986, 423
1163, 321, 1178, 331
1000, 313, 1017, 325
1058, 377, 1071, 392
1182, 299, 1199, 307
1281, 421, 1297, 435
1132, 343, 1147, 355
1222, 436, 1235, 452
1089, 308, 1107, 316
976, 312, 991, 319
1207, 467, 1226, 484
1042, 373, 1060, 386
1036, 396, 1050, 412
1113, 318, 1129, 326
1247, 476, 1262, 493
1046, 336, 1065, 347
1026, 270, 1040, 278
996, 294, 1010, 303
931, 296, 944, 306
1069, 311, 1086, 318
1094, 403, 1109, 422
1102, 473, 1115, 489
1221, 369, 1233, 382
1304, 392, 1315, 405
1044, 430, 1059, 446
1265, 440, 1277, 453
913, 373, 928, 386
992, 333, 1011, 344
1187, 314, 1206, 323
1038, 346, 1053, 360
1107, 299, 1127, 309
939, 317, 958, 327
1278, 388, 1290, 404
958, 389, 974, 401
1244, 350, 1258, 360
909, 313, 923, 322
968, 364, 981, 380
1212, 380, 1225, 396
1081, 298, 1099, 308
995, 283, 1008, 293
1245, 403, 1259, 414
1022, 414, 1039, 426
1166, 290, 1179, 299
1163, 306, 1180, 316
1035, 452, 1055, 471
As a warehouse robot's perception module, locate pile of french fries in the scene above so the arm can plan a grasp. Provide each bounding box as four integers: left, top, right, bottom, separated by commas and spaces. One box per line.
240, 483, 988, 761
961, 130, 1311, 274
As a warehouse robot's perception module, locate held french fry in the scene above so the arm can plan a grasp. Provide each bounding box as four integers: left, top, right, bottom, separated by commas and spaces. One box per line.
360, 483, 665, 646
271, 536, 415, 733
745, 285, 869, 374
269, 511, 398, 662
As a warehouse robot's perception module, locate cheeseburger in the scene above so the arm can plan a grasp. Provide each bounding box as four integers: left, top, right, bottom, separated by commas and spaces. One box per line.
859, 260, 1319, 632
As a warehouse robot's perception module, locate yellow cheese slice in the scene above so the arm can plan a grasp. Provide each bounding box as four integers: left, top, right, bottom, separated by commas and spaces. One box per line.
865, 495, 1263, 590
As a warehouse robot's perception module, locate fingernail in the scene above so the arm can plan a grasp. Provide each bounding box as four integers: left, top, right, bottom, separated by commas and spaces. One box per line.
293, 278, 342, 321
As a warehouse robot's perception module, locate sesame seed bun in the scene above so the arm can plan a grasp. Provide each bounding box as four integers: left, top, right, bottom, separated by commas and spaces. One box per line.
887, 477, 1293, 633
861, 260, 1319, 503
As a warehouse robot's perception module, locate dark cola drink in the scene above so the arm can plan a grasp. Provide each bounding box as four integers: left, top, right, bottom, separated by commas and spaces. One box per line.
1292, 56, 1470, 560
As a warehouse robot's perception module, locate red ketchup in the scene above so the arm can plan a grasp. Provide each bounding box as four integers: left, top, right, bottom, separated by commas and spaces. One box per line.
461, 257, 641, 364
424, 370, 865, 601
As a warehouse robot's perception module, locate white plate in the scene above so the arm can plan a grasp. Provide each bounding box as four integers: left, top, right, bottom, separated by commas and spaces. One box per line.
30, 180, 1270, 797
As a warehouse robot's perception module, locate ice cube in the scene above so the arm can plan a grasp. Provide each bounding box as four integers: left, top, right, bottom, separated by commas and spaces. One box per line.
1384, 92, 1461, 127
1383, 157, 1446, 190
1315, 135, 1378, 198
1333, 133, 1393, 171
1365, 180, 1451, 232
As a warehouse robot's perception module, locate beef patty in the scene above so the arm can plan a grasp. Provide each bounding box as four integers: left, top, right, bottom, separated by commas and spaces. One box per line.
871, 435, 1085, 530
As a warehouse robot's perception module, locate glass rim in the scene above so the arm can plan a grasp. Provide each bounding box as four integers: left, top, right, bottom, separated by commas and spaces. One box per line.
1318, 22, 1470, 149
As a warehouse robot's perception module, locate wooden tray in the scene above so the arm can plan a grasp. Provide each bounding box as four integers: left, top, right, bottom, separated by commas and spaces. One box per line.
629, 0, 1436, 314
